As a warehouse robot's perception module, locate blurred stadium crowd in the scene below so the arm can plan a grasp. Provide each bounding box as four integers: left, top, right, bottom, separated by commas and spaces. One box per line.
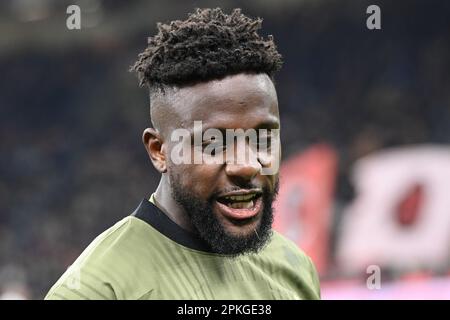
0, 0, 449, 299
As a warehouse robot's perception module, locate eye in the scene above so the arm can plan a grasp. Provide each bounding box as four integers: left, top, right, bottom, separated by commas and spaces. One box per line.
202, 140, 225, 156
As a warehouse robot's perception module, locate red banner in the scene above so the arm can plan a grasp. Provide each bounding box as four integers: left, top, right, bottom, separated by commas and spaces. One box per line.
273, 144, 337, 275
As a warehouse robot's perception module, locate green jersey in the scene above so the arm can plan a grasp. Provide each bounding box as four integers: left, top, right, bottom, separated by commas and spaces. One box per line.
45, 198, 320, 300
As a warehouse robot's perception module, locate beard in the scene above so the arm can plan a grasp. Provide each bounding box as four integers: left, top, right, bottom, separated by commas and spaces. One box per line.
169, 173, 279, 257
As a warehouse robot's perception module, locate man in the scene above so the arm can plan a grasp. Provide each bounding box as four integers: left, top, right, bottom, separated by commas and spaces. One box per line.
45, 8, 320, 300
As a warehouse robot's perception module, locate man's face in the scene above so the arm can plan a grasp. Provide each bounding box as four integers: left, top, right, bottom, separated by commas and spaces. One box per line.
164, 73, 280, 255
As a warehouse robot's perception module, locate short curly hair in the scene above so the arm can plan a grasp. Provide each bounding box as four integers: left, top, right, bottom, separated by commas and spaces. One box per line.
130, 8, 283, 89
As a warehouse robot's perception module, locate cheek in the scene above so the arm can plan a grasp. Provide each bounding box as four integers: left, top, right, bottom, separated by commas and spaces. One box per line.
185, 164, 223, 196
271, 173, 279, 188
168, 160, 223, 196
259, 171, 278, 194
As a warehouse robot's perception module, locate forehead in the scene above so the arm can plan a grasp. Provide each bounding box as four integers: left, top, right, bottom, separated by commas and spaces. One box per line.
169, 73, 279, 130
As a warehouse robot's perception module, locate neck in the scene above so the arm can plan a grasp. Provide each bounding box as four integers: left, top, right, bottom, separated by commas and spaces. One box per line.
154, 175, 195, 232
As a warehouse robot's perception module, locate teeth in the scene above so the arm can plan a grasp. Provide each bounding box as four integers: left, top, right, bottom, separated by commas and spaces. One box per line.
229, 200, 254, 209
223, 194, 256, 202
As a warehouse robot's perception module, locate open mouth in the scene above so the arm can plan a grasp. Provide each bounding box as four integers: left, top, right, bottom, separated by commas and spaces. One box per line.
215, 191, 263, 221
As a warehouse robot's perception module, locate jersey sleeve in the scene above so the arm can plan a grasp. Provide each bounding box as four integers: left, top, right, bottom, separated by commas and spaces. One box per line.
44, 265, 117, 300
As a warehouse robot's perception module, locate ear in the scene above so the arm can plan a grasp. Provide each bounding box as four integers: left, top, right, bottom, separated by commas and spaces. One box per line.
143, 128, 167, 173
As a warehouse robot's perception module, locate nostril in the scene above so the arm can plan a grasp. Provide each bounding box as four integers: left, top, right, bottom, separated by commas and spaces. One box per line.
225, 162, 261, 180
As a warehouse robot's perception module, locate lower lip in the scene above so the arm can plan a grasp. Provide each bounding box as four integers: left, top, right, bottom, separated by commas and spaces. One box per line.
215, 197, 263, 221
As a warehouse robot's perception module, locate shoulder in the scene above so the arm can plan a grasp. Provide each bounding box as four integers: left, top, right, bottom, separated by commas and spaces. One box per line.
45, 216, 159, 300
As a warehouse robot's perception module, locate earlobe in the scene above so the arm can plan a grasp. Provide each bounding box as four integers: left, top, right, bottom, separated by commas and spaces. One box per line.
143, 128, 167, 173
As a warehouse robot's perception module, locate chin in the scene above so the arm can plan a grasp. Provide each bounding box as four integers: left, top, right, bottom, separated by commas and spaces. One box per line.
215, 209, 263, 238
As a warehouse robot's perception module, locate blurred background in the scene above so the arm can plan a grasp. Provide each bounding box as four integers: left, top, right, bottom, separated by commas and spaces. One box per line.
1, 0, 449, 299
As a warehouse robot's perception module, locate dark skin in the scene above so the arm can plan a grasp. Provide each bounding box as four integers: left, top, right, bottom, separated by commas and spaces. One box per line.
143, 73, 280, 238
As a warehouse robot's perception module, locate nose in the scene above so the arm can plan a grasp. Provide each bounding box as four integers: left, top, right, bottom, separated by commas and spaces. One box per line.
225, 147, 262, 183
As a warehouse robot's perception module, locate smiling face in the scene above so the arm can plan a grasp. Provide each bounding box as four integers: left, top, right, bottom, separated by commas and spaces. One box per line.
144, 72, 281, 255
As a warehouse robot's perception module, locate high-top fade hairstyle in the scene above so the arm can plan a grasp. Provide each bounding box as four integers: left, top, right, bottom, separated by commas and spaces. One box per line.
130, 8, 283, 90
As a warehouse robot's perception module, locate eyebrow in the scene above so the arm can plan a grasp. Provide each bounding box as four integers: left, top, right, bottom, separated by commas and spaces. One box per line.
198, 121, 279, 135
191, 122, 279, 142
204, 117, 280, 132
185, 115, 280, 140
